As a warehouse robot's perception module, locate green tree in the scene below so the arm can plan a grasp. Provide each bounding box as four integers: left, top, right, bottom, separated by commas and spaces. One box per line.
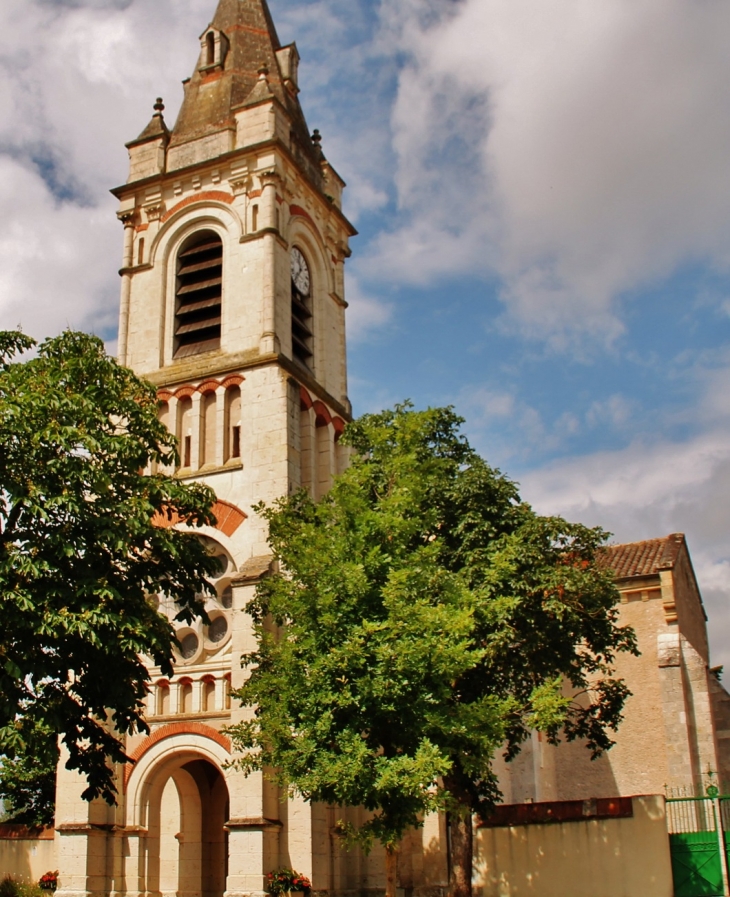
0, 330, 218, 804
228, 404, 636, 897
0, 717, 58, 827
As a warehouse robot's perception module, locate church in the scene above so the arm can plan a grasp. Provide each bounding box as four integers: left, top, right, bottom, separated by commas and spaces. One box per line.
41, 2, 730, 897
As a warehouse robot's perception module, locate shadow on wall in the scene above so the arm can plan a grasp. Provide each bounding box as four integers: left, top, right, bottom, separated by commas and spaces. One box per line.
0, 826, 56, 883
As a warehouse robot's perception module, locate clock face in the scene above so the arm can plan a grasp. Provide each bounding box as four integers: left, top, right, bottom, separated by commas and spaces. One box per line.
291, 248, 311, 297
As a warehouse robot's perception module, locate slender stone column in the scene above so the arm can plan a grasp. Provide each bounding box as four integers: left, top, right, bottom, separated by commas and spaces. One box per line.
117, 212, 136, 366
259, 171, 280, 355
191, 392, 202, 471
216, 386, 227, 467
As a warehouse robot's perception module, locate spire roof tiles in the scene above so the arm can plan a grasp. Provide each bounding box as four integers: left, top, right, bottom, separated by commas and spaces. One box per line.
169, 0, 315, 166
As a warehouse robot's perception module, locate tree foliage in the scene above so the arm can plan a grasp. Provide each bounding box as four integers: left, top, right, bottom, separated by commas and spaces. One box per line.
0, 330, 218, 803
228, 404, 636, 896
0, 717, 58, 827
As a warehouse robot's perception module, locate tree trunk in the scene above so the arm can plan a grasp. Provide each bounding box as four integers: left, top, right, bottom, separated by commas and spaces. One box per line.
385, 844, 398, 897
444, 773, 473, 897
448, 811, 472, 897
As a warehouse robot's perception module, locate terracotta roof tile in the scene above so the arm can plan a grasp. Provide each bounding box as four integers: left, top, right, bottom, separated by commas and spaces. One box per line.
604, 534, 685, 580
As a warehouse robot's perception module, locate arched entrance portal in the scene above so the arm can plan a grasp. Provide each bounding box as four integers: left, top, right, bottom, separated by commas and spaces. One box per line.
144, 756, 229, 897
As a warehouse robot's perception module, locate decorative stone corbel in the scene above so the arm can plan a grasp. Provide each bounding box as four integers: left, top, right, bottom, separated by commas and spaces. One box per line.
145, 204, 165, 223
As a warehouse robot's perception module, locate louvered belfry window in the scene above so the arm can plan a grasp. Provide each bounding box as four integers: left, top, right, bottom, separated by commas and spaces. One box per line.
174, 230, 223, 358
290, 247, 313, 367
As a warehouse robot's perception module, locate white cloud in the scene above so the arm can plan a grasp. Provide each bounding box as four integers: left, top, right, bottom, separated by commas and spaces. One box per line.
0, 0, 395, 342
345, 277, 393, 343
369, 0, 730, 346
0, 0, 213, 338
0, 156, 119, 337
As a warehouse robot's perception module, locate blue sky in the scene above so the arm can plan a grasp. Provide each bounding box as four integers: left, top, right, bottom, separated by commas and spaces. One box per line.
2, 0, 730, 664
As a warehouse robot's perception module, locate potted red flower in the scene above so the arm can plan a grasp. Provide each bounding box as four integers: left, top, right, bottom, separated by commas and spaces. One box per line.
265, 868, 312, 897
39, 872, 58, 892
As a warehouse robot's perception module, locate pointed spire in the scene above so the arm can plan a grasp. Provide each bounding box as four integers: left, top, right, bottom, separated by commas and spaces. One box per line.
169, 0, 312, 155
127, 97, 170, 149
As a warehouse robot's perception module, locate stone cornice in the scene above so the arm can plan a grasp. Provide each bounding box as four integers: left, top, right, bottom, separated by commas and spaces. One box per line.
111, 138, 357, 238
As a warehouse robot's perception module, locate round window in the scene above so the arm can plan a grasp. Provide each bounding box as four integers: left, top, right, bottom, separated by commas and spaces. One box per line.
180, 632, 200, 659
208, 616, 229, 644
213, 554, 229, 576
221, 586, 233, 609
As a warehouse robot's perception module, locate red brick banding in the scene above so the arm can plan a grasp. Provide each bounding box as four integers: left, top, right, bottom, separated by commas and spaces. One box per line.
332, 417, 345, 440
174, 386, 196, 401
161, 191, 234, 224
212, 499, 247, 537
300, 386, 313, 410
157, 376, 245, 403
152, 499, 247, 537
313, 400, 332, 428
124, 722, 232, 787
289, 204, 318, 234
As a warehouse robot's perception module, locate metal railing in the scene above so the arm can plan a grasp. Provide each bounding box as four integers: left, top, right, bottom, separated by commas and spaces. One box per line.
667, 796, 719, 834
666, 791, 730, 896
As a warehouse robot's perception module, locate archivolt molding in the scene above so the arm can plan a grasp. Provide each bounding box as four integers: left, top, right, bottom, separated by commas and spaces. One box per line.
153, 499, 247, 538
124, 728, 231, 826
162, 191, 234, 224
289, 203, 318, 233
299, 385, 314, 410
313, 400, 332, 428
150, 204, 243, 271
300, 386, 346, 438
288, 212, 335, 297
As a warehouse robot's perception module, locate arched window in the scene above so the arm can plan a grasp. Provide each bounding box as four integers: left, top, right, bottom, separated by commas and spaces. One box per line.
157, 682, 170, 716
202, 677, 216, 712
290, 247, 312, 367
174, 230, 223, 359
177, 396, 193, 469
225, 385, 241, 462
201, 391, 217, 467
180, 679, 193, 715
205, 31, 215, 66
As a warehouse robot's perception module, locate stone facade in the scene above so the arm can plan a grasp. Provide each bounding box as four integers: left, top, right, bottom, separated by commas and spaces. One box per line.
54, 3, 360, 897
51, 3, 730, 897
495, 534, 730, 803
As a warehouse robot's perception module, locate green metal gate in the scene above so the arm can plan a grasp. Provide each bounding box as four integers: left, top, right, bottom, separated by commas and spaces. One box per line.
667, 796, 730, 897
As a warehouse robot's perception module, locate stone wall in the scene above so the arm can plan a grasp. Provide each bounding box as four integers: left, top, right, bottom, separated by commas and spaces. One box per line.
0, 826, 56, 883
475, 795, 672, 897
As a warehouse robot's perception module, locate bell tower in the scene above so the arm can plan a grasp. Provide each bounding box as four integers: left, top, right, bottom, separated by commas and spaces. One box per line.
114, 0, 355, 535
54, 3, 356, 897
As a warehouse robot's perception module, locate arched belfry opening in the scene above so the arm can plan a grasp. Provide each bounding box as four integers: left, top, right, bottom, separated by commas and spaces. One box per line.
175, 230, 223, 359
144, 754, 229, 897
